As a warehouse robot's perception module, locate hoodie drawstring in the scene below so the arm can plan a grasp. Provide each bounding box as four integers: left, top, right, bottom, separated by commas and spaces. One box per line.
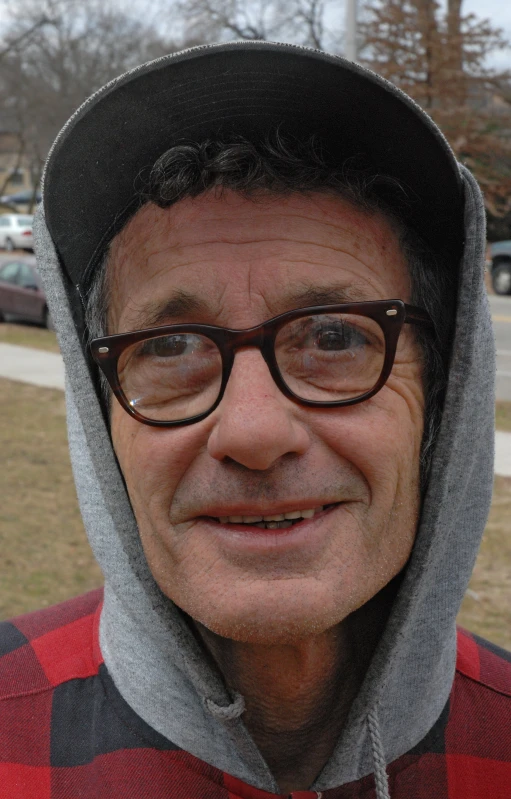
204, 691, 246, 721
367, 706, 391, 799
205, 690, 391, 797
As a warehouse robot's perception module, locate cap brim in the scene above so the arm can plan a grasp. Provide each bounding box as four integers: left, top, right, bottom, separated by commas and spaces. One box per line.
43, 41, 464, 289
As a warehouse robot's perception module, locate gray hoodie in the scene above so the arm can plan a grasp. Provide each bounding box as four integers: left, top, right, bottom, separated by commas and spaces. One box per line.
33, 51, 494, 799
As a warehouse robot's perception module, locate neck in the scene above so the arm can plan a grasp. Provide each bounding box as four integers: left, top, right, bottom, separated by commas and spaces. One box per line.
194, 585, 396, 793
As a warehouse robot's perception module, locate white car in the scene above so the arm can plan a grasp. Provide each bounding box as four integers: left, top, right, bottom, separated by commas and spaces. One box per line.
0, 214, 33, 251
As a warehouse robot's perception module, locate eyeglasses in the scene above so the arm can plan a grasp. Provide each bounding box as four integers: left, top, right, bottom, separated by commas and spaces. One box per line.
90, 299, 432, 427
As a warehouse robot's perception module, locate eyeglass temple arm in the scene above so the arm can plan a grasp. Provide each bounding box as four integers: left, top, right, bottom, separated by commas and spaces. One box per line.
404, 304, 434, 327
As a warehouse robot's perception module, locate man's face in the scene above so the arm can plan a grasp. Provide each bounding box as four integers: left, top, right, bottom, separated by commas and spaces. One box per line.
109, 191, 424, 644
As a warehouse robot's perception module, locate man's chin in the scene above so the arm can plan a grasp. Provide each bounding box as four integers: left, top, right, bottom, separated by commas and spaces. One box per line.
172, 579, 355, 645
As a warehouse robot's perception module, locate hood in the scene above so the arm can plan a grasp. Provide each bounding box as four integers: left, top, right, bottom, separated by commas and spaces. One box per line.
33, 71, 494, 799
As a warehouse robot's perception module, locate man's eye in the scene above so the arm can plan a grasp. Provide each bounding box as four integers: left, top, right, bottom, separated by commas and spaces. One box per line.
316, 329, 364, 350
314, 325, 366, 351
140, 335, 191, 357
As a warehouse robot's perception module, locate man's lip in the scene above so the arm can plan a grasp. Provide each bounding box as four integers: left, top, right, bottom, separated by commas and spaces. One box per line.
190, 501, 341, 520
205, 503, 338, 529
194, 504, 343, 554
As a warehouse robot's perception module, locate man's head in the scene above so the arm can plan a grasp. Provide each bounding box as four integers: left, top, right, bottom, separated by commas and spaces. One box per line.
82, 133, 455, 645
42, 43, 464, 647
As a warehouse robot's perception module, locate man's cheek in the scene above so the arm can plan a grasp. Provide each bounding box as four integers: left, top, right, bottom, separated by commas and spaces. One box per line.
311, 412, 395, 486
115, 429, 171, 492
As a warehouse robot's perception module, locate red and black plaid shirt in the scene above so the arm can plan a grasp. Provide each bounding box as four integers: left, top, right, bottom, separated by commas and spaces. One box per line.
1, 589, 511, 798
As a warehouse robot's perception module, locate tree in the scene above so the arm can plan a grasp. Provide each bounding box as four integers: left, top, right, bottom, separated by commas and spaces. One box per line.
176, 0, 333, 51
0, 0, 182, 202
0, 16, 52, 64
359, 0, 511, 223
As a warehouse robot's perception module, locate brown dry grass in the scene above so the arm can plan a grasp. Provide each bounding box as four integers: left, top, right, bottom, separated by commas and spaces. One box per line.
496, 401, 511, 433
458, 476, 511, 649
0, 321, 60, 352
0, 378, 102, 619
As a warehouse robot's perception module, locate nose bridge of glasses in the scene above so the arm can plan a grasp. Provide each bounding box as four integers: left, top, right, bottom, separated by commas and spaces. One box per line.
222, 326, 278, 383
227, 326, 267, 354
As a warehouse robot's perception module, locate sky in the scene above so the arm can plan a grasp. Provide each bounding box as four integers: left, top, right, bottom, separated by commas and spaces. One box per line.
460, 0, 511, 32
455, 0, 511, 68
0, 0, 509, 67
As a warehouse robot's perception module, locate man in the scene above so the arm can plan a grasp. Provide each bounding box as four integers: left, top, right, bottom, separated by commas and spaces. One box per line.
0, 42, 507, 799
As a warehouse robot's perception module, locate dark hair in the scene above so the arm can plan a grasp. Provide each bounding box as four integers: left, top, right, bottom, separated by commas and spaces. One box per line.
86, 132, 457, 488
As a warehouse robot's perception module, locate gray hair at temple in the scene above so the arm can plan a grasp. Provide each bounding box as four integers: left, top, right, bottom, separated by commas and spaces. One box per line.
84, 132, 457, 489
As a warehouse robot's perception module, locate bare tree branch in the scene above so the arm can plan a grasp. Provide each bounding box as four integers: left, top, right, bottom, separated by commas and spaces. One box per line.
0, 16, 54, 62
178, 0, 329, 49
0, 0, 184, 186
360, 0, 511, 218
293, 0, 324, 50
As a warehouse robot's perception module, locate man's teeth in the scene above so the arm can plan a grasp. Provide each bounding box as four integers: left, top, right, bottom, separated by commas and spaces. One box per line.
217, 506, 324, 526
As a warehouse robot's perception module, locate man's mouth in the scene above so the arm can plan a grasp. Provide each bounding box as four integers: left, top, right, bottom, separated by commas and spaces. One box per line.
208, 503, 338, 530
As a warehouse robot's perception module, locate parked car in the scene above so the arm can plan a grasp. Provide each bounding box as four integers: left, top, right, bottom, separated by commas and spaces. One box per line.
0, 214, 33, 251
0, 258, 53, 328
487, 240, 511, 295
0, 189, 41, 206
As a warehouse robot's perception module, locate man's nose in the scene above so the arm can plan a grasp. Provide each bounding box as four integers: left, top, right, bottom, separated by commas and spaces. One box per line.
207, 349, 311, 470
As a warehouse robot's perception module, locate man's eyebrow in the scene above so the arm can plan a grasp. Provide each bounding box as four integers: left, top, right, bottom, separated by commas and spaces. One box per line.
128, 290, 209, 330
127, 283, 371, 331
281, 283, 370, 308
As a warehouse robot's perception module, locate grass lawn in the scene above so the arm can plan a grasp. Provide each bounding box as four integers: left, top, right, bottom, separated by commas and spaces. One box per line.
458, 475, 511, 649
0, 378, 102, 619
496, 401, 511, 433
0, 322, 60, 353
1, 333, 511, 651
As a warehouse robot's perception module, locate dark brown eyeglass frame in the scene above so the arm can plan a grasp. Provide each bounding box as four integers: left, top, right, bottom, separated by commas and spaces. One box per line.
90, 299, 432, 428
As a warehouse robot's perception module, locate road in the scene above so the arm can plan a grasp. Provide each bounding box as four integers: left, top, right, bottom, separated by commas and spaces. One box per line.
490, 295, 511, 401
0, 252, 35, 265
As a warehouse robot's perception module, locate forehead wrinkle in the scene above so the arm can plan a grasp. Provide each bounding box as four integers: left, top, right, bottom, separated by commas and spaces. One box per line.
161, 234, 400, 283
136, 203, 390, 253
152, 226, 389, 252
179, 194, 378, 231
113, 192, 393, 254
113, 198, 396, 279
200, 208, 395, 258
279, 250, 406, 296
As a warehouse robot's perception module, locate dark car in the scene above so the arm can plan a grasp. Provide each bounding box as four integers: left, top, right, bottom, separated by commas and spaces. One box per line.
0, 189, 42, 205
0, 258, 53, 328
488, 241, 511, 295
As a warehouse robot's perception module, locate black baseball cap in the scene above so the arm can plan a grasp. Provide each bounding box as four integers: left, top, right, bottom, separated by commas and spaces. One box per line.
43, 41, 464, 293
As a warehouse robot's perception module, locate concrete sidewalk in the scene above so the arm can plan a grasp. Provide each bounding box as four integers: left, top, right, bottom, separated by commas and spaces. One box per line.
0, 342, 64, 390
495, 432, 511, 477
2, 341, 511, 476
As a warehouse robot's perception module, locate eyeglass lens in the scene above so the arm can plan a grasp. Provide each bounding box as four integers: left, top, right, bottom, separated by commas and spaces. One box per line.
116, 312, 386, 422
